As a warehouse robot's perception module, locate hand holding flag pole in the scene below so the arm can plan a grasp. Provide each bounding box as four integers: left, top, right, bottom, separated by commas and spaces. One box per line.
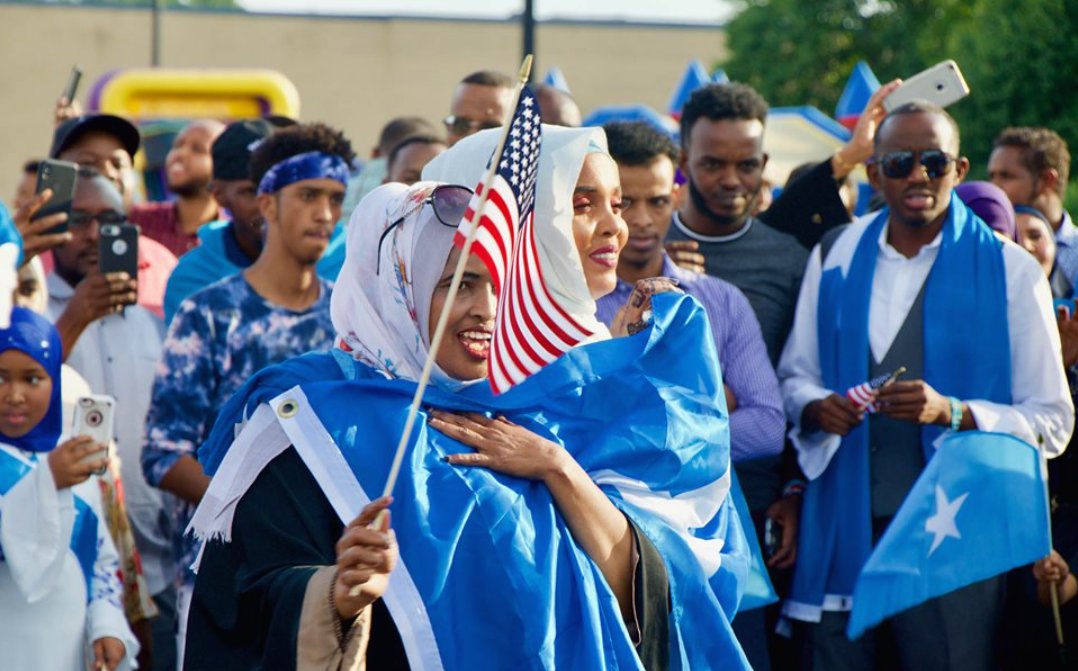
350, 55, 535, 595
1037, 434, 1067, 655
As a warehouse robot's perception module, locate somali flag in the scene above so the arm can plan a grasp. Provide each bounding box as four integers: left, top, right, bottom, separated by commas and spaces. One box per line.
728, 467, 778, 611
195, 292, 751, 670
847, 431, 1051, 639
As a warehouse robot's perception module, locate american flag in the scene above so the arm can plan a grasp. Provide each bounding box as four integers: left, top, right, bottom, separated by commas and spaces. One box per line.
845, 371, 896, 413
454, 85, 598, 394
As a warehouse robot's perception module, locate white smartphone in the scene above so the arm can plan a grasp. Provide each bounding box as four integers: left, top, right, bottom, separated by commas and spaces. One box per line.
884, 60, 971, 112
72, 395, 116, 475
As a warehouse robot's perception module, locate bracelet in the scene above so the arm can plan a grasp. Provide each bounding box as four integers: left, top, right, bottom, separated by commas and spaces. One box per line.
948, 396, 963, 432
832, 150, 858, 175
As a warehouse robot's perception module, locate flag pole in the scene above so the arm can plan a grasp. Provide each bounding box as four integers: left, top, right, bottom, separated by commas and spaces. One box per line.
350, 56, 534, 594
1037, 435, 1066, 649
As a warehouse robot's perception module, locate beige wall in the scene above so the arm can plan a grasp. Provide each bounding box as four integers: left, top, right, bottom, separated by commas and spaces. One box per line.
0, 4, 725, 201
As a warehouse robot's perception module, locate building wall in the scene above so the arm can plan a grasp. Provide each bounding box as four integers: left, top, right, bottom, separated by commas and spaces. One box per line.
0, 4, 725, 201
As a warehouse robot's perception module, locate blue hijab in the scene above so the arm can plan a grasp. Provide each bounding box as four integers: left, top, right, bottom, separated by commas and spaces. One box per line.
0, 307, 63, 452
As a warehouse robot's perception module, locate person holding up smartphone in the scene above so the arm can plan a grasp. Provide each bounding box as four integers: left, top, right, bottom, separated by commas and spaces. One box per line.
0, 306, 137, 670
43, 168, 177, 671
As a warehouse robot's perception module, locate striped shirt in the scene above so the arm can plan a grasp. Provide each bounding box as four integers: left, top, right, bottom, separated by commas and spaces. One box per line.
595, 255, 785, 464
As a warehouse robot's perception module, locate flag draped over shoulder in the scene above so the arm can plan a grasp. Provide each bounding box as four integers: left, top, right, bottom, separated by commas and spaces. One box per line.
846, 431, 1050, 639
194, 292, 751, 670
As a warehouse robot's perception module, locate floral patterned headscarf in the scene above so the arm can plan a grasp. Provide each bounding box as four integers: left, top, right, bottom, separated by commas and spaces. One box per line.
330, 181, 466, 389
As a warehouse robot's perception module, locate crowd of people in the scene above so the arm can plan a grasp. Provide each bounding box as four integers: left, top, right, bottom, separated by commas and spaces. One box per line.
0, 62, 1075, 671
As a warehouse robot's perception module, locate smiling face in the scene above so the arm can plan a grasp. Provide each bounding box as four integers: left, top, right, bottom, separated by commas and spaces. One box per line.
680, 118, 768, 231
868, 111, 969, 231
572, 153, 629, 300
260, 177, 345, 266
0, 349, 52, 439
429, 247, 496, 380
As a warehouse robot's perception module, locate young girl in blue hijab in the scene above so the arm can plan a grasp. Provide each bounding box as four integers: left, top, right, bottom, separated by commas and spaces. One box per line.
0, 307, 138, 670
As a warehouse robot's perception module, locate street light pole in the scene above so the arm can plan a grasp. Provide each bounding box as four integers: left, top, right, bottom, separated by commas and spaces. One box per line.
522, 0, 535, 82
152, 0, 162, 66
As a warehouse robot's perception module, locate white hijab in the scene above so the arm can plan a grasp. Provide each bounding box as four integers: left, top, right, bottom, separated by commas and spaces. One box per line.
422, 124, 611, 344
330, 181, 463, 388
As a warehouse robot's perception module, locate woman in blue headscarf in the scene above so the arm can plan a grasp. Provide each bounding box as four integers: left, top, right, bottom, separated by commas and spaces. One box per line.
190, 126, 749, 670
0, 307, 137, 670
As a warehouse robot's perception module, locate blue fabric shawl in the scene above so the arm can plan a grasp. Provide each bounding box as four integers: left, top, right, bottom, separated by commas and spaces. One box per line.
199, 292, 751, 669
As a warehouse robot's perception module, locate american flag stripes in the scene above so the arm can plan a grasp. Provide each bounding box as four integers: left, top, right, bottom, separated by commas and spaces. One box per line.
453, 86, 597, 394
845, 370, 901, 413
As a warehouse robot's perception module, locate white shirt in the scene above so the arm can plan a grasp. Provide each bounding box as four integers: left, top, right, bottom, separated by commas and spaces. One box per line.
0, 445, 137, 670
778, 214, 1074, 480
46, 272, 174, 595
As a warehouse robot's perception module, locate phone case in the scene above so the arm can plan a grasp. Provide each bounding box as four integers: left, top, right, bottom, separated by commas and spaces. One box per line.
99, 223, 140, 279
72, 395, 116, 472
883, 60, 971, 112
34, 159, 78, 232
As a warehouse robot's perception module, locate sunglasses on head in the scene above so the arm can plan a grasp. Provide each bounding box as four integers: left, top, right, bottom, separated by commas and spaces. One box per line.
376, 184, 474, 275
443, 115, 502, 136
871, 149, 956, 179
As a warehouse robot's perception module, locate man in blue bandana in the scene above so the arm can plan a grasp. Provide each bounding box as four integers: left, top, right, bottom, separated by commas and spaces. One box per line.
777, 102, 1073, 670
141, 122, 353, 666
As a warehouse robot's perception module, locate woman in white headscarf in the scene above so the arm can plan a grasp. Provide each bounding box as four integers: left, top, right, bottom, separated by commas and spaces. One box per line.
190, 125, 747, 671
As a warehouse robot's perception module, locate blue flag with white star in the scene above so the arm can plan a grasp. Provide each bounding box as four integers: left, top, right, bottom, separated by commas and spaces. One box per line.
847, 431, 1050, 639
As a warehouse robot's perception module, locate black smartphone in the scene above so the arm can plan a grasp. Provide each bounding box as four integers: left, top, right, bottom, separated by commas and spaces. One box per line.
34, 158, 78, 232
99, 223, 139, 299
61, 65, 82, 103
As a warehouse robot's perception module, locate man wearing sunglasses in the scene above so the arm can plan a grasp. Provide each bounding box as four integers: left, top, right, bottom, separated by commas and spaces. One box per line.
142, 122, 351, 665
778, 102, 1073, 670
444, 70, 514, 146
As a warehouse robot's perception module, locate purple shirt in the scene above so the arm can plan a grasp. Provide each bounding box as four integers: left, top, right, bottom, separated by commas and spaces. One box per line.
596, 255, 785, 463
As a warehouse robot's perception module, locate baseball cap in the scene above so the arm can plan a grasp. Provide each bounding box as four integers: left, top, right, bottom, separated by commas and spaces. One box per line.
49, 114, 141, 159
212, 119, 275, 181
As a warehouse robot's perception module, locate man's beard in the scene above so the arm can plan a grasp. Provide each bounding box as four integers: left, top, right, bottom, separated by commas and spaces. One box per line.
686, 175, 758, 229
169, 179, 211, 198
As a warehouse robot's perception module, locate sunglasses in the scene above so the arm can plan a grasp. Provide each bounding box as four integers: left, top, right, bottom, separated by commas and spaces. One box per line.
376, 184, 474, 275
443, 115, 502, 137
69, 210, 126, 228
871, 149, 956, 179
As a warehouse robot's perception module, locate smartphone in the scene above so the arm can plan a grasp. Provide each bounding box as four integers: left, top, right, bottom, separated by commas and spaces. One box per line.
884, 60, 970, 112
60, 65, 82, 103
763, 517, 779, 558
73, 395, 115, 476
33, 158, 78, 232
99, 223, 139, 285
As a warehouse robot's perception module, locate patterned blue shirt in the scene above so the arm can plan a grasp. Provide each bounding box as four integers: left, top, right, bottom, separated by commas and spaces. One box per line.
595, 255, 785, 464
142, 273, 336, 583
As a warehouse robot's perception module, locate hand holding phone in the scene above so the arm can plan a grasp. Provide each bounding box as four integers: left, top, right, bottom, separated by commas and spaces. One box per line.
72, 395, 116, 476
33, 159, 78, 232
883, 60, 970, 112
55, 65, 83, 126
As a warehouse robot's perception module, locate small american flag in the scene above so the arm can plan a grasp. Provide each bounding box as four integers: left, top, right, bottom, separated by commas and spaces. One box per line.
845, 371, 898, 413
455, 85, 597, 394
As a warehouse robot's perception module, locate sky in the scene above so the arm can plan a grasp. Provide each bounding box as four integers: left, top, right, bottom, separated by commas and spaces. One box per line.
236, 0, 738, 25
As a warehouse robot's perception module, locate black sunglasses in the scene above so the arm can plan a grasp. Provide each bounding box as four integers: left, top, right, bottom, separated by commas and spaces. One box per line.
443, 115, 502, 137
376, 184, 474, 275
871, 149, 956, 179
69, 210, 126, 228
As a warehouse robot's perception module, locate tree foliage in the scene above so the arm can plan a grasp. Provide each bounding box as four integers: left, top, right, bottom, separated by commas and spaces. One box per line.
722, 0, 1078, 203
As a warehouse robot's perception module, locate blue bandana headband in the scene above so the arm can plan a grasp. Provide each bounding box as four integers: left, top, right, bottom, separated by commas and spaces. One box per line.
256, 151, 351, 195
